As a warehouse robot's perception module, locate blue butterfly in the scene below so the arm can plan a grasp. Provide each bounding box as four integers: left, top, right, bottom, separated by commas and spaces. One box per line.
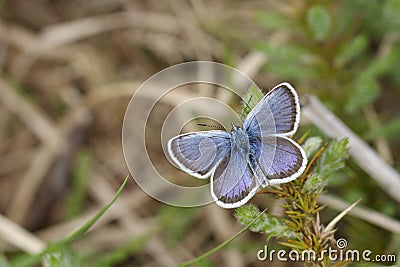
168, 82, 308, 208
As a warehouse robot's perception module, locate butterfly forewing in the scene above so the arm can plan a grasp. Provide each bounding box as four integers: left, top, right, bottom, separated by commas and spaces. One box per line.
244, 83, 300, 137
168, 131, 231, 178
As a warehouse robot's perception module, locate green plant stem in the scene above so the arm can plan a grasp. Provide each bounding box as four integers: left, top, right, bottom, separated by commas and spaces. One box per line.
178, 208, 268, 267
61, 175, 129, 245
10, 175, 130, 267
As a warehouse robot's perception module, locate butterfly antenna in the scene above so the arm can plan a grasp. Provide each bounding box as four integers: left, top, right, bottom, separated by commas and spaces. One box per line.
197, 123, 225, 129
240, 95, 253, 121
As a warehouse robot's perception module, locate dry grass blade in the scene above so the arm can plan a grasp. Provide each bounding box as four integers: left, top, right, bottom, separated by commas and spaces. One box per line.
10, 11, 182, 78
0, 149, 34, 176
40, 11, 181, 48
5, 102, 91, 224
323, 198, 360, 235
0, 213, 46, 254
217, 51, 267, 102
6, 142, 62, 223
0, 78, 63, 146
87, 170, 180, 267
35, 187, 148, 242
303, 95, 400, 204
320, 194, 400, 234
233, 51, 267, 90
205, 206, 244, 267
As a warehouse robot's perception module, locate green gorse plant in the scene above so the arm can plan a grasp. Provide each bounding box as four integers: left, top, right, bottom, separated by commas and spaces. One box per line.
235, 134, 350, 266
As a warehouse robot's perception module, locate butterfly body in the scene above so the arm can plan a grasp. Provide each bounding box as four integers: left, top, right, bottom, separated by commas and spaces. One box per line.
230, 124, 250, 158
168, 83, 307, 208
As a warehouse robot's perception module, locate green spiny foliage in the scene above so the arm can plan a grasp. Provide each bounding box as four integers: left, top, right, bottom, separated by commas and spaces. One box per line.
367, 117, 400, 142
235, 137, 350, 266
306, 5, 331, 42
254, 0, 400, 121
304, 138, 349, 193
302, 136, 323, 158
241, 85, 263, 118
333, 34, 368, 69
235, 204, 299, 240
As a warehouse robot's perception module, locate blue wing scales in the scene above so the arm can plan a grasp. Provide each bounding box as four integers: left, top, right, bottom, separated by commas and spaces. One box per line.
211, 148, 259, 208
168, 131, 231, 178
249, 136, 307, 186
244, 82, 300, 137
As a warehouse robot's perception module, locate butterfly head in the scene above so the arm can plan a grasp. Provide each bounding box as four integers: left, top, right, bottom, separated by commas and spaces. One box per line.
231, 122, 240, 132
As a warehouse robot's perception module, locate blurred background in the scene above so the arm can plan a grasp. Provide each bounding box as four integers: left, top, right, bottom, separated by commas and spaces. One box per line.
0, 0, 399, 266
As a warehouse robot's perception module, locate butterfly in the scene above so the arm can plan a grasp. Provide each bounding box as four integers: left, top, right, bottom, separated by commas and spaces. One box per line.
167, 82, 308, 208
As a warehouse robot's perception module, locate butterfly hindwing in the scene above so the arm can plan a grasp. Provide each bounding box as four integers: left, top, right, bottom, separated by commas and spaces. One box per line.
249, 136, 307, 186
211, 148, 259, 208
